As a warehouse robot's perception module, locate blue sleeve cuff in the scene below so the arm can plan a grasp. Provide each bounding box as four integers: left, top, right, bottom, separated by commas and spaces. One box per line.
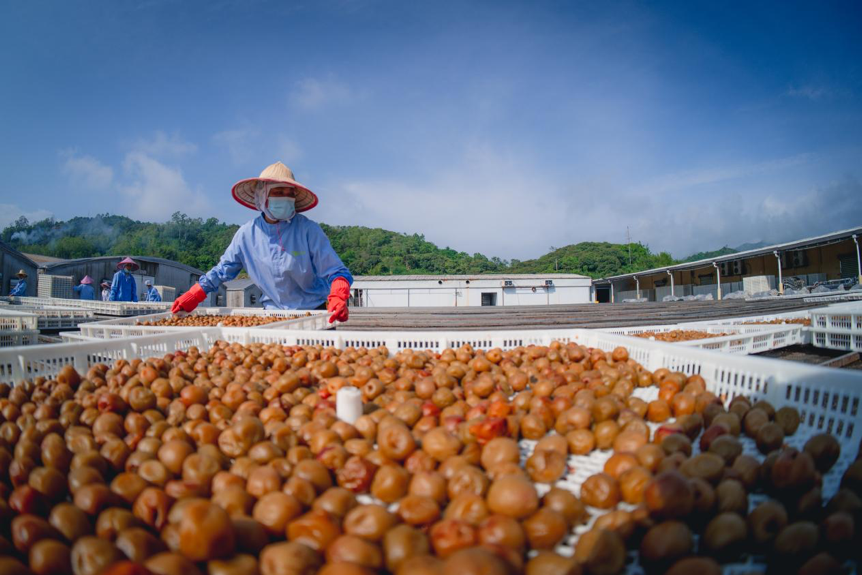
330, 272, 353, 286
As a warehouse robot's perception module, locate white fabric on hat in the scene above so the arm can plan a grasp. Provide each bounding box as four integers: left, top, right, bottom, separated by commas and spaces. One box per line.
255, 182, 296, 222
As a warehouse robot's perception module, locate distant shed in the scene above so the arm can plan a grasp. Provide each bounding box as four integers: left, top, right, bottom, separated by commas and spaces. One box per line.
224, 278, 264, 308
350, 274, 592, 307
0, 242, 38, 296
40, 256, 222, 305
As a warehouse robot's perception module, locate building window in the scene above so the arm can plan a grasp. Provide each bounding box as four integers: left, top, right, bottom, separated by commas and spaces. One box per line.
481, 293, 497, 306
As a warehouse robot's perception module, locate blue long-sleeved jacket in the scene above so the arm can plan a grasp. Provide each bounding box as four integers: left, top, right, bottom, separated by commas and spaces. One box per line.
10, 280, 26, 296
109, 271, 138, 302
73, 284, 96, 300
145, 287, 162, 302
200, 214, 352, 309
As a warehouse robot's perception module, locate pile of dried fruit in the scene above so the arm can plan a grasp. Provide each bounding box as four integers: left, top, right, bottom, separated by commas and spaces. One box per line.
0, 340, 858, 575
744, 318, 812, 326
137, 314, 312, 328
634, 330, 731, 342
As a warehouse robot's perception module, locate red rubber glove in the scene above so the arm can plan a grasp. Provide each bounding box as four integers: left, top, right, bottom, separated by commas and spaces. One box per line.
327, 277, 350, 324
172, 283, 207, 314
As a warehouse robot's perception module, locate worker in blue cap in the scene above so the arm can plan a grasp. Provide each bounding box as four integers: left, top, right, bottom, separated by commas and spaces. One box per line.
144, 280, 162, 302
9, 270, 28, 296
73, 276, 96, 300
172, 162, 352, 322
109, 257, 139, 302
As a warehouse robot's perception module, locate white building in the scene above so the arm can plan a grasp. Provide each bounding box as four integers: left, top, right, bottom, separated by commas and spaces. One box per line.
351, 274, 592, 308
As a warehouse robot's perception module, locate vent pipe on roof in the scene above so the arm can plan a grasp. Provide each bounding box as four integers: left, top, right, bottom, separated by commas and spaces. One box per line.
854, 235, 861, 286
712, 262, 722, 300
773, 251, 784, 295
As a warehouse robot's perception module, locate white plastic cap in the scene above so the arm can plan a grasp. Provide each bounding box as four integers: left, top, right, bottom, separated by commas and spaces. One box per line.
336, 386, 363, 424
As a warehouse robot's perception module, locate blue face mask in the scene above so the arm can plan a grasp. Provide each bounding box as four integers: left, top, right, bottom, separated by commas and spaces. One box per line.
123, 268, 130, 275
268, 197, 296, 221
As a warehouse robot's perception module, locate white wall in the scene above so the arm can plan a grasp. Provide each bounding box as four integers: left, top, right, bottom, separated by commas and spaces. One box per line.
353, 279, 592, 308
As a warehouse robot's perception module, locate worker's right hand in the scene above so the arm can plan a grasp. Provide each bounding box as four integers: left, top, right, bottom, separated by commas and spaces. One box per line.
172, 284, 207, 314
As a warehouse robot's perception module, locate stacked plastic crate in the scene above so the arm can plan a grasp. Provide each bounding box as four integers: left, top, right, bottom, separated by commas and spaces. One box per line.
37, 274, 74, 298
0, 309, 39, 346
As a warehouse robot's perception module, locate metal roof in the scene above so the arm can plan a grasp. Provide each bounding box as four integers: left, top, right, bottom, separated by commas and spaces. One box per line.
42, 255, 205, 275
595, 225, 862, 284
354, 273, 590, 281
22, 253, 66, 264
0, 241, 38, 267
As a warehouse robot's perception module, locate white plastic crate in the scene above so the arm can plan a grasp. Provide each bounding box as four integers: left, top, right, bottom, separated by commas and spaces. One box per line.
79, 308, 332, 339
10, 296, 172, 316
1, 326, 860, 573
598, 323, 808, 355
38, 274, 74, 299
0, 309, 39, 331
59, 331, 101, 343
154, 285, 176, 302
2, 326, 858, 449
0, 329, 40, 347
16, 307, 97, 330
809, 302, 862, 352
681, 308, 814, 326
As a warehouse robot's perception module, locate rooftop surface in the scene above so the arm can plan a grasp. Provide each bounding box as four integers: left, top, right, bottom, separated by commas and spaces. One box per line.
596, 225, 862, 283
354, 274, 590, 281
341, 297, 842, 331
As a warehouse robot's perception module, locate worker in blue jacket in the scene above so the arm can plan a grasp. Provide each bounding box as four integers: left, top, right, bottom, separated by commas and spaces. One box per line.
172, 162, 352, 322
73, 276, 96, 300
9, 270, 28, 296
109, 257, 139, 302
144, 280, 162, 302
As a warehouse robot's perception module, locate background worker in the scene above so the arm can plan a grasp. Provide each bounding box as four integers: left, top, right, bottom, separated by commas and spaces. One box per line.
110, 257, 139, 302
100, 280, 111, 301
73, 276, 95, 300
144, 280, 162, 302
9, 270, 28, 296
172, 162, 352, 322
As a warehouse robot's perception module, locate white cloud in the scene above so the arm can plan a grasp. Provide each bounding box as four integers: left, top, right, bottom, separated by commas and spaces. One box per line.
314, 142, 859, 262
786, 84, 833, 101
0, 204, 54, 232
131, 131, 197, 158
276, 137, 303, 165
316, 144, 574, 259
60, 133, 211, 222
118, 151, 210, 220
60, 150, 114, 190
213, 127, 260, 165
290, 76, 353, 111
603, 176, 862, 257
636, 154, 814, 194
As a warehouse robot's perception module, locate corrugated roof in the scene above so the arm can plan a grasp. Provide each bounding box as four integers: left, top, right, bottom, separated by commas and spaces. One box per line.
595, 225, 862, 283
23, 253, 66, 264
42, 255, 205, 275
0, 241, 38, 267
354, 273, 590, 281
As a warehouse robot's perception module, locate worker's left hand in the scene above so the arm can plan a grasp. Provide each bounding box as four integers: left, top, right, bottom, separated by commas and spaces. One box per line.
327, 277, 350, 324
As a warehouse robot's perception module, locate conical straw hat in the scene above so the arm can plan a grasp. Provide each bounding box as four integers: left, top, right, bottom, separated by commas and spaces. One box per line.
231, 162, 318, 213
116, 257, 140, 271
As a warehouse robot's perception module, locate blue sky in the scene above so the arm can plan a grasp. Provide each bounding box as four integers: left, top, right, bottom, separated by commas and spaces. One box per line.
1, 0, 860, 260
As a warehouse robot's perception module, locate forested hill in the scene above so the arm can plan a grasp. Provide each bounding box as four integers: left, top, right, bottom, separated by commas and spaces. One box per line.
3, 213, 682, 278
